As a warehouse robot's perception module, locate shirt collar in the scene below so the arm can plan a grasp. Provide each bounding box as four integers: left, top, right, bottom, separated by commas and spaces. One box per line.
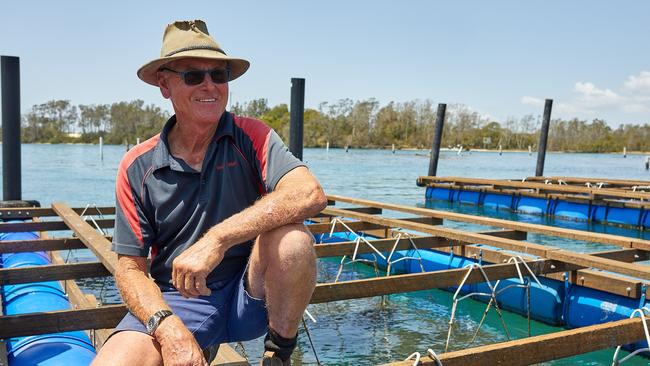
152, 111, 234, 172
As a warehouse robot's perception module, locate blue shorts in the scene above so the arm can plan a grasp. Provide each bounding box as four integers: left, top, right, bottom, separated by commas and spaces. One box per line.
112, 265, 268, 348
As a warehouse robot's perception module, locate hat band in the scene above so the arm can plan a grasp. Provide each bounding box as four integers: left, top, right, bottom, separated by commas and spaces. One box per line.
164, 45, 226, 57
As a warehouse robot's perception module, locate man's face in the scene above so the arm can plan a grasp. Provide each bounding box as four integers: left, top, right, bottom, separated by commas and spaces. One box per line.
157, 58, 229, 126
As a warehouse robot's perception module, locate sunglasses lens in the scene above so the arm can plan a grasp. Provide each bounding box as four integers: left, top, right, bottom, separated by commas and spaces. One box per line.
209, 69, 230, 84
183, 71, 206, 86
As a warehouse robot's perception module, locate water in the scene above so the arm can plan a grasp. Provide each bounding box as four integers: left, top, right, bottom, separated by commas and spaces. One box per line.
2, 144, 650, 365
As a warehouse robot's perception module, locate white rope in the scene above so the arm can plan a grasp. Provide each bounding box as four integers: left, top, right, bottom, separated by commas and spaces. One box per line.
404, 352, 421, 366
426, 349, 444, 366
612, 306, 650, 365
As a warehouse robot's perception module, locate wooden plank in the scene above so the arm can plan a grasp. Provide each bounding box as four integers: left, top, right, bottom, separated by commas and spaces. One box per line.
0, 237, 89, 253
314, 206, 382, 217
0, 305, 127, 339
325, 194, 650, 251
212, 345, 250, 366
453, 245, 649, 298
0, 262, 110, 285
323, 208, 650, 281
314, 230, 524, 258
307, 216, 442, 235
546, 250, 650, 281
307, 220, 388, 234
323, 208, 555, 257
310, 259, 575, 303
0, 285, 8, 366
0, 218, 114, 233
50, 251, 113, 348
418, 176, 650, 200
52, 202, 118, 274
380, 317, 647, 366
0, 206, 115, 219
526, 176, 650, 188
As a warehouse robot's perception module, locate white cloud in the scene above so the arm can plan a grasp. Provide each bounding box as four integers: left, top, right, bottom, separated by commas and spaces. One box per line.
521, 96, 544, 106
521, 72, 650, 122
573, 82, 622, 108
624, 71, 650, 92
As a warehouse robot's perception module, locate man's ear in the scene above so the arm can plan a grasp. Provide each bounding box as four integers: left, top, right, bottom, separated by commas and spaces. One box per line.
157, 71, 172, 99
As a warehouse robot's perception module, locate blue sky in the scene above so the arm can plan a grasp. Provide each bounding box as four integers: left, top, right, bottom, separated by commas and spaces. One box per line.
1, 1, 649, 127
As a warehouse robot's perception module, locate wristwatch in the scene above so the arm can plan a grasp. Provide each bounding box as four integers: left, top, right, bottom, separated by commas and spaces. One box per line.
146, 310, 173, 335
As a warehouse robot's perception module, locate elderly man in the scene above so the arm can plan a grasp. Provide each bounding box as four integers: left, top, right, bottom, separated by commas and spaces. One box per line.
92, 20, 327, 366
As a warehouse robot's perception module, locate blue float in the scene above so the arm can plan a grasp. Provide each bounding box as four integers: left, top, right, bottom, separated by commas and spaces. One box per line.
1, 229, 96, 365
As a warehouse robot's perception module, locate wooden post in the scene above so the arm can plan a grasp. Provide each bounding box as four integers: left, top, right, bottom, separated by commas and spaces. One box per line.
2, 56, 22, 201
535, 99, 553, 177
289, 78, 305, 161
99, 136, 103, 161
427, 103, 446, 176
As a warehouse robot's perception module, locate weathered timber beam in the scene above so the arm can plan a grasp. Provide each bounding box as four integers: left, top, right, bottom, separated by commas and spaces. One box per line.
314, 206, 382, 217
0, 285, 8, 365
448, 245, 649, 298
0, 262, 110, 285
324, 208, 650, 281
0, 206, 115, 219
310, 259, 575, 303
380, 317, 646, 366
322, 207, 554, 257
307, 221, 387, 234
0, 305, 127, 339
546, 250, 650, 281
52, 202, 118, 274
418, 176, 650, 200
325, 194, 650, 251
0, 218, 114, 233
307, 216, 441, 235
0, 237, 94, 253
314, 229, 524, 258
50, 251, 114, 348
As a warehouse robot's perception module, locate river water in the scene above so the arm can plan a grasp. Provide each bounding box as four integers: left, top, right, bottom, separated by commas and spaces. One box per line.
3, 144, 650, 365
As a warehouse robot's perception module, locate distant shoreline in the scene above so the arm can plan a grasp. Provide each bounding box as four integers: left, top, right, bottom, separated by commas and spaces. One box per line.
4, 142, 650, 155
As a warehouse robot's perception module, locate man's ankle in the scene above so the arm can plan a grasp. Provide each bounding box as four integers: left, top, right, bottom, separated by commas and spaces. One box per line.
263, 328, 297, 361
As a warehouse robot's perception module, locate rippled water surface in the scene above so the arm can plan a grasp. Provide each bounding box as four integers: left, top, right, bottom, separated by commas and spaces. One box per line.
3, 144, 650, 365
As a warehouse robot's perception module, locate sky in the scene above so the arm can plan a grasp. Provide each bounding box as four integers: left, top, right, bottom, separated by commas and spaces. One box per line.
1, 0, 650, 127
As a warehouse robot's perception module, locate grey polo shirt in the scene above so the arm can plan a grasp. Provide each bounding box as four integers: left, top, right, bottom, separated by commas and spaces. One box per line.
111, 111, 305, 285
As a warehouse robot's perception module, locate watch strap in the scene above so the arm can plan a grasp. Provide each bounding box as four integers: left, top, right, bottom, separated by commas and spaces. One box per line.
146, 309, 173, 335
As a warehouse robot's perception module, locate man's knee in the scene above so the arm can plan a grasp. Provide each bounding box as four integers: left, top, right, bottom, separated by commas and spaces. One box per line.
92, 331, 161, 366
261, 224, 316, 267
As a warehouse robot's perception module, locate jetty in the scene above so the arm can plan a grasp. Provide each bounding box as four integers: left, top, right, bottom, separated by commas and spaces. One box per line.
3, 196, 650, 365
417, 175, 650, 228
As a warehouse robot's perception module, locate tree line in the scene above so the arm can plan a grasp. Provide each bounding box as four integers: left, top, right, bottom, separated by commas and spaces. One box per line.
6, 98, 650, 153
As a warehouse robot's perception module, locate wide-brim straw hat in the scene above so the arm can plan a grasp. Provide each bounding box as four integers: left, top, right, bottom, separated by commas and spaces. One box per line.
137, 20, 249, 86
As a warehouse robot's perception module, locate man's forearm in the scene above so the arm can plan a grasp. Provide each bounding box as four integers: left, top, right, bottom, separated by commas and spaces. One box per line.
115, 255, 171, 326
200, 169, 327, 252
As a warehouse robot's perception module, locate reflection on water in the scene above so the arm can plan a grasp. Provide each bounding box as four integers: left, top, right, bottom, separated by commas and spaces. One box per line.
3, 145, 650, 364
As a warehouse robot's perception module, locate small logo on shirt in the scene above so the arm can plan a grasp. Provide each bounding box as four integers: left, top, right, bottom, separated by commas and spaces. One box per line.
216, 161, 238, 170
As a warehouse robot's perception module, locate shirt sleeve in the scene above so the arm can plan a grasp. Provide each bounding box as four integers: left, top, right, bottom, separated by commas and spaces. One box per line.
263, 129, 305, 192
111, 161, 154, 257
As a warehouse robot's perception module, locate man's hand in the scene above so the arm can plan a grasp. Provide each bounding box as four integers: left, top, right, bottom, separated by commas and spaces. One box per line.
155, 315, 208, 366
172, 238, 225, 298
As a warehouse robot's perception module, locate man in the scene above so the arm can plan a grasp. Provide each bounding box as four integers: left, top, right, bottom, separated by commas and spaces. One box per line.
92, 20, 327, 366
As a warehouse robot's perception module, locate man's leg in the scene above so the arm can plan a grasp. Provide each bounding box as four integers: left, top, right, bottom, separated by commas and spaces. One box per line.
247, 223, 317, 358
91, 331, 162, 366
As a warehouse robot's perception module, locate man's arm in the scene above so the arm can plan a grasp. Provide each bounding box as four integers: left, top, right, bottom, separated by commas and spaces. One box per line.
171, 166, 327, 297
115, 254, 207, 366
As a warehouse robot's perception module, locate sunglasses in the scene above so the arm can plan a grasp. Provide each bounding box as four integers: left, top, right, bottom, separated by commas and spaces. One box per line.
160, 67, 231, 86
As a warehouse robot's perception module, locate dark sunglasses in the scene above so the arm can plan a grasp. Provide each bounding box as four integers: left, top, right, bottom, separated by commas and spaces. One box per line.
160, 67, 231, 86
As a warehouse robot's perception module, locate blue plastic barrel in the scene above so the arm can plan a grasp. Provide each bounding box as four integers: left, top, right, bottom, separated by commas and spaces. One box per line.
1, 227, 96, 365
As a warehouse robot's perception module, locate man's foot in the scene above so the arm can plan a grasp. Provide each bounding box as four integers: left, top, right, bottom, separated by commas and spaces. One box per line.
261, 351, 291, 366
